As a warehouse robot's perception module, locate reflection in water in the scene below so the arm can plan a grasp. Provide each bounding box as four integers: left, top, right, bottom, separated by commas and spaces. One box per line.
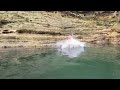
57, 47, 85, 58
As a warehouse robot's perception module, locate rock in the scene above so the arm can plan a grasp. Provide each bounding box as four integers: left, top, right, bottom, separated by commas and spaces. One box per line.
2, 46, 11, 48
77, 35, 83, 39
112, 23, 120, 33
2, 30, 14, 34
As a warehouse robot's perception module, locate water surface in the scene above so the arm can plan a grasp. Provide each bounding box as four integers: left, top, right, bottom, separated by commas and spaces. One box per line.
0, 46, 120, 79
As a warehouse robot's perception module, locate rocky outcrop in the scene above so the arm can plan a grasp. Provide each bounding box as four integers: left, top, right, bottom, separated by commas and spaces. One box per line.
81, 29, 120, 45
0, 11, 119, 48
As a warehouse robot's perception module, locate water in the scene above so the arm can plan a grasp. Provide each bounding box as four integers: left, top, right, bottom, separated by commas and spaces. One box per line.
0, 46, 120, 79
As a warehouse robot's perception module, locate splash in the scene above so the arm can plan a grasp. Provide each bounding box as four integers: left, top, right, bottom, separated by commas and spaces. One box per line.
56, 35, 86, 58
56, 35, 86, 49
57, 47, 85, 58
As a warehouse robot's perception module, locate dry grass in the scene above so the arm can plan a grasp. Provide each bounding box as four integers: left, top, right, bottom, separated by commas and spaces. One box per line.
0, 11, 119, 48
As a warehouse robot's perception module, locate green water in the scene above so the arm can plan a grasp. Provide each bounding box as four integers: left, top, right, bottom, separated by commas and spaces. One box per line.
0, 46, 120, 79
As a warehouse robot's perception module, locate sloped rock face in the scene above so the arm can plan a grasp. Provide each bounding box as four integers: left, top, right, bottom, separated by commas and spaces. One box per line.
0, 11, 119, 48
79, 29, 120, 46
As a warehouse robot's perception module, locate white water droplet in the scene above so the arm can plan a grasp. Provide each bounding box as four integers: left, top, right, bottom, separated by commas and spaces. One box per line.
56, 35, 86, 58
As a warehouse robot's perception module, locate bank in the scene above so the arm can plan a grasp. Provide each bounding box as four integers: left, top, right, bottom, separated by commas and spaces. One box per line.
0, 11, 120, 48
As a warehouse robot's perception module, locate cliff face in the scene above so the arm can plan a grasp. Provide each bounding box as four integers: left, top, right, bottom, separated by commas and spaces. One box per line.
0, 11, 119, 48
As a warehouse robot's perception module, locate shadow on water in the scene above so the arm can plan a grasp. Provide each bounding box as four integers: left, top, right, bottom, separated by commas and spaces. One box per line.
0, 46, 120, 79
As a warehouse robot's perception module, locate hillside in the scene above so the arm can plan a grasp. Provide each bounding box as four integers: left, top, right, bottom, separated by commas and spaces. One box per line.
0, 11, 120, 48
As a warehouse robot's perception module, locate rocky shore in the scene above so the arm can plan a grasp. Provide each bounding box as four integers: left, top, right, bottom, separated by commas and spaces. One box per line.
0, 11, 120, 48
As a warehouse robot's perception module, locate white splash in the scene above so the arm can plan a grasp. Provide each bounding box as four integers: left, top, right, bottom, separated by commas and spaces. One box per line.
57, 47, 85, 58
56, 35, 86, 49
56, 35, 86, 58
